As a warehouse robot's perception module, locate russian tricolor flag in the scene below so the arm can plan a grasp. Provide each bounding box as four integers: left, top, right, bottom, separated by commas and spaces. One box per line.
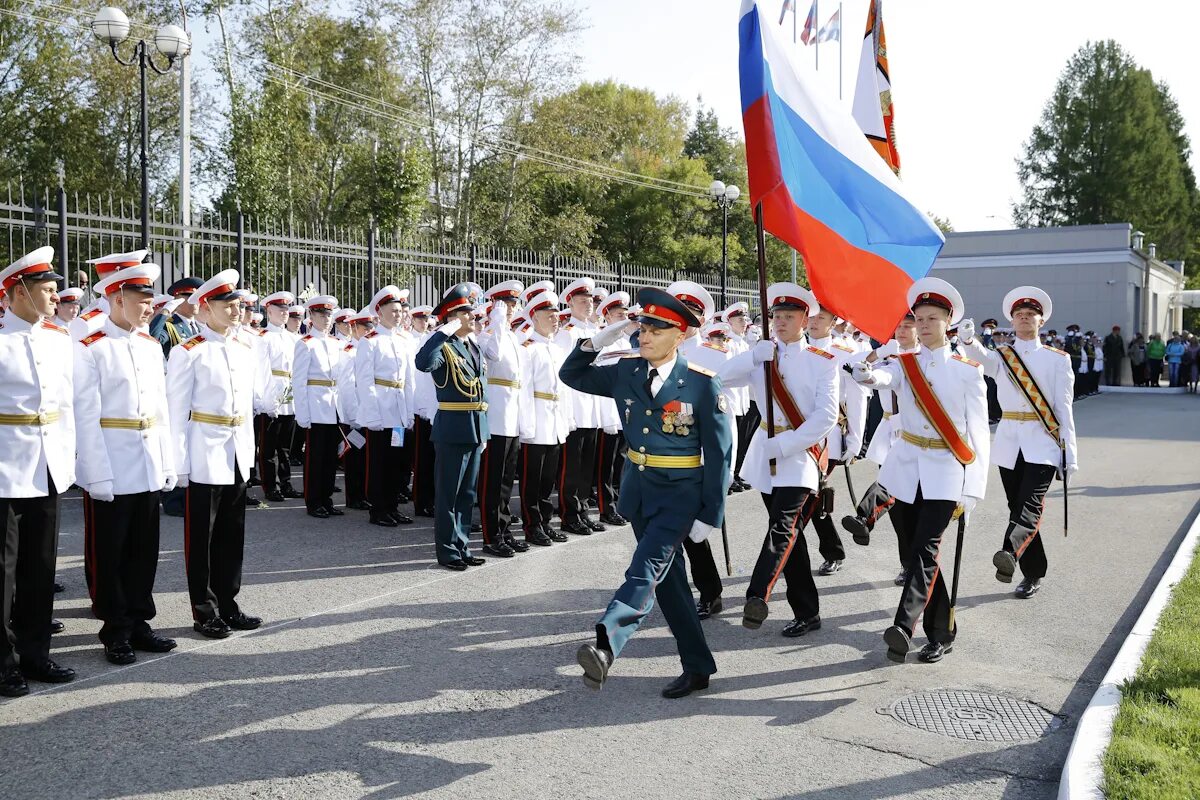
739, 0, 944, 341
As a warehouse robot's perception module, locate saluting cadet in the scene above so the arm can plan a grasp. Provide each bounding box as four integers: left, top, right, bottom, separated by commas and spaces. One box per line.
166, 269, 262, 640
718, 283, 838, 638
594, 291, 632, 528
54, 286, 83, 327
155, 276, 203, 358
722, 302, 755, 492
409, 304, 437, 517
254, 291, 302, 503
554, 277, 606, 535
478, 280, 526, 557
957, 287, 1078, 599
337, 307, 375, 512
70, 250, 148, 341
564, 287, 732, 698
293, 295, 345, 519
669, 281, 733, 621
0, 247, 77, 697
355, 286, 417, 527
804, 308, 869, 576
851, 277, 989, 663
74, 263, 178, 664
517, 290, 571, 547
415, 284, 490, 571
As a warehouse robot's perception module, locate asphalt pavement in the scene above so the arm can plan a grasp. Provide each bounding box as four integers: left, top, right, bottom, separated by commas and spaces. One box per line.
0, 392, 1197, 800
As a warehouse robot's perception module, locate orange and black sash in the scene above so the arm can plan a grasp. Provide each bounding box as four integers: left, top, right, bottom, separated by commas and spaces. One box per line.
897, 352, 975, 465
767, 364, 829, 472
997, 345, 1062, 445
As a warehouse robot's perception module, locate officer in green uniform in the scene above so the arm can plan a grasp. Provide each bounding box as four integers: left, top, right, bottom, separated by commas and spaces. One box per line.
562, 288, 733, 699
415, 284, 489, 571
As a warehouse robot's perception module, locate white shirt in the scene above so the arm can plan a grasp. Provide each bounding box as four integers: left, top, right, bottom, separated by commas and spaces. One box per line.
292, 328, 344, 427
479, 314, 523, 438
645, 353, 676, 398
354, 324, 416, 430
518, 331, 572, 445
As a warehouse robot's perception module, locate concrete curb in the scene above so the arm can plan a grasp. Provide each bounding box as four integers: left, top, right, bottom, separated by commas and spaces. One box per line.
1098, 385, 1187, 394
1057, 505, 1200, 799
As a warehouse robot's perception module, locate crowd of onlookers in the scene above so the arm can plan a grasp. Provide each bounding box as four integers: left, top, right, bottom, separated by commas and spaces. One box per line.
1125, 330, 1199, 391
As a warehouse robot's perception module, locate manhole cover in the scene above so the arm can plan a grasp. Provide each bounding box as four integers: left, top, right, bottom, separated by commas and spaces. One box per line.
885, 690, 1061, 742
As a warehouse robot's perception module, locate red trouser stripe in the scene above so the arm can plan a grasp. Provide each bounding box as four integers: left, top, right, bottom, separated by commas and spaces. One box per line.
1014, 510, 1045, 557
764, 493, 816, 600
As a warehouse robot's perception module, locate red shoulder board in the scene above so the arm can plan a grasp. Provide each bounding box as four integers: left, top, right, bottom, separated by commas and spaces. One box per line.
701, 342, 728, 353
365, 331, 378, 339
180, 335, 205, 351
521, 339, 534, 347
80, 330, 107, 346
832, 343, 855, 352
136, 331, 156, 342
257, 328, 268, 337
1045, 346, 1068, 357
343, 343, 355, 352
81, 309, 103, 321
952, 354, 982, 368
807, 346, 834, 360
41, 320, 68, 335
302, 335, 314, 342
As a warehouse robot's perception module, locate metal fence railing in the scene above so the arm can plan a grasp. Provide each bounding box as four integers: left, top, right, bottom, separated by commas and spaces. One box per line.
0, 183, 761, 314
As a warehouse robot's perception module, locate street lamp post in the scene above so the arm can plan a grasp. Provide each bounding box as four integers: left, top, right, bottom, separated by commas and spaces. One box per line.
91, 7, 190, 250
709, 180, 741, 309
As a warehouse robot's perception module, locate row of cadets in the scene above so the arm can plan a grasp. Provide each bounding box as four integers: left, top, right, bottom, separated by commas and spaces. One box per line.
803, 307, 869, 576
335, 304, 375, 511
956, 287, 1078, 600
594, 291, 632, 528
850, 277, 990, 663
357, 285, 418, 527
0, 248, 78, 697
517, 289, 572, 547
718, 283, 839, 638
720, 301, 756, 492
165, 269, 262, 640
292, 294, 344, 519
74, 263, 179, 665
70, 250, 147, 341
415, 283, 490, 571
554, 277, 607, 535
478, 280, 527, 557
254, 291, 303, 503
667, 280, 736, 621
840, 311, 921, 586
410, 304, 438, 517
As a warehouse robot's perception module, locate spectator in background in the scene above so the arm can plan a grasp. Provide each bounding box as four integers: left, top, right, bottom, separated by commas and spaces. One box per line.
1165, 333, 1186, 387
1145, 333, 1166, 387
75, 269, 95, 306
1184, 334, 1199, 393
1089, 333, 1104, 396
1103, 326, 1125, 386
1128, 334, 1147, 386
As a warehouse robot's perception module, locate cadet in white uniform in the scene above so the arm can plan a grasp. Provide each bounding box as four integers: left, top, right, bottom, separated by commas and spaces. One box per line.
293, 295, 345, 519
70, 250, 148, 341
337, 306, 374, 512
957, 286, 1078, 599
851, 277, 990, 663
254, 291, 302, 502
0, 247, 77, 696
165, 269, 262, 640
53, 286, 83, 328
594, 291, 632, 528
74, 264, 178, 664
719, 283, 838, 638
409, 305, 437, 517
722, 302, 755, 491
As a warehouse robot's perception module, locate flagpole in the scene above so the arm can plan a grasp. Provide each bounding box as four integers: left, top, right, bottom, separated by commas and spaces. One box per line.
814, 0, 819, 71
792, 0, 799, 282
838, 2, 844, 100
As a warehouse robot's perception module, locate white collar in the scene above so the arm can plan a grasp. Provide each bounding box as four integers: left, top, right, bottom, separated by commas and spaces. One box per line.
648, 353, 677, 378
1014, 335, 1041, 355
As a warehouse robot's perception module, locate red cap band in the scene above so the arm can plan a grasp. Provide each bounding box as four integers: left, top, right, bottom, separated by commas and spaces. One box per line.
437, 296, 471, 321
2, 263, 54, 290
772, 295, 810, 311
195, 283, 236, 306
913, 292, 952, 313
95, 260, 142, 276
103, 276, 154, 296
641, 303, 687, 329
1010, 297, 1043, 315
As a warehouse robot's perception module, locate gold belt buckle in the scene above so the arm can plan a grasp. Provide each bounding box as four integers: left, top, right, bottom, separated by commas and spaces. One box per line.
37, 412, 50, 426
627, 451, 646, 466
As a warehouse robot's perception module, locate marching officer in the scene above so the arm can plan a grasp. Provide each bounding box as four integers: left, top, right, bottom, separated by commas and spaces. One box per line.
355, 286, 417, 527
415, 284, 490, 571
594, 290, 632, 528
74, 263, 178, 664
957, 287, 1078, 599
478, 280, 526, 557
293, 295, 345, 519
851, 277, 990, 663
255, 291, 302, 503
563, 287, 732, 698
0, 247, 77, 697
165, 269, 262, 639
410, 305, 437, 517
718, 283, 838, 638
517, 290, 571, 547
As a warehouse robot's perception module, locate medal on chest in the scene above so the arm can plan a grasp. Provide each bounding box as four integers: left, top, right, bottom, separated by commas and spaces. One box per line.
661, 400, 694, 436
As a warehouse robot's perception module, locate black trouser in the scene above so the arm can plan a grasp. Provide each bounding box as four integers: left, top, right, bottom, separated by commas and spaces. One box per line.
0, 478, 59, 670
853, 480, 898, 559
890, 487, 957, 645
999, 453, 1056, 581
747, 487, 819, 620
342, 425, 366, 507
736, 403, 761, 479
289, 424, 305, 463
83, 494, 97, 603
479, 434, 520, 545
256, 413, 296, 494
304, 423, 340, 512
596, 431, 625, 518
683, 537, 724, 603
1147, 359, 1162, 386
90, 491, 161, 646
366, 428, 410, 517
184, 470, 246, 623
1105, 359, 1121, 386
519, 442, 560, 535
412, 416, 436, 515
560, 427, 599, 526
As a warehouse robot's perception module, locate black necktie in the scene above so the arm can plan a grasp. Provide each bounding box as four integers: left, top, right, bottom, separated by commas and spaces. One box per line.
644, 368, 657, 398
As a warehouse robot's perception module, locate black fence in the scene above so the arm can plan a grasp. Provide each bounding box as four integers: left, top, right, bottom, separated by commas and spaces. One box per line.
1, 183, 760, 313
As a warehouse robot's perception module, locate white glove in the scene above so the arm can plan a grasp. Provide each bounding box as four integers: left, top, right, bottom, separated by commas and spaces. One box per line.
874, 339, 899, 359
751, 340, 776, 364
87, 481, 115, 503
590, 319, 638, 351
176, 474, 189, 489
439, 318, 463, 338
604, 424, 619, 435
958, 318, 976, 344
1059, 463, 1079, 481
958, 496, 978, 517
162, 473, 178, 492
851, 361, 876, 385
761, 437, 784, 463
489, 303, 507, 327
688, 520, 714, 543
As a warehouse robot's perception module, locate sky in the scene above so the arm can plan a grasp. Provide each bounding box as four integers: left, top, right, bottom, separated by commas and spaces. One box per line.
570, 0, 1200, 232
